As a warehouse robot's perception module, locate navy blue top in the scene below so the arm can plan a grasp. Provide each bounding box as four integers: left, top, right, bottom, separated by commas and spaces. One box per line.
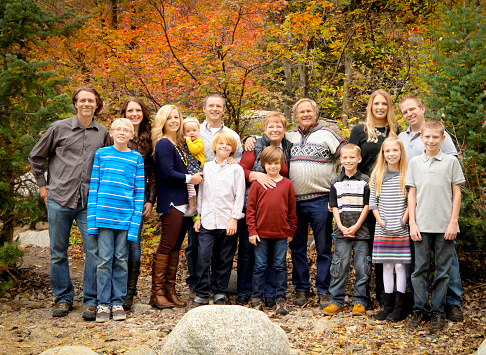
154, 138, 189, 214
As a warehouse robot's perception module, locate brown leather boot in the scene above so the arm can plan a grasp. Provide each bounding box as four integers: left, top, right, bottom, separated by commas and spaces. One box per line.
185, 196, 197, 216
149, 254, 174, 309
165, 252, 187, 307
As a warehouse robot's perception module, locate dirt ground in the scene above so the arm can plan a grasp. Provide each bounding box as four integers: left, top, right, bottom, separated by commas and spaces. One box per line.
0, 245, 485, 354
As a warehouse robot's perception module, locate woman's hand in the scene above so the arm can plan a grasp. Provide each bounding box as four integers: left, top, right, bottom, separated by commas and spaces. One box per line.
190, 172, 203, 185
194, 219, 201, 232
245, 137, 256, 151
142, 202, 153, 217
227, 157, 238, 165
256, 176, 276, 190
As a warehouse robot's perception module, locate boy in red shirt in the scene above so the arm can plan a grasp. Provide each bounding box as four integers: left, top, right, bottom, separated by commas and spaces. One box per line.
246, 146, 297, 314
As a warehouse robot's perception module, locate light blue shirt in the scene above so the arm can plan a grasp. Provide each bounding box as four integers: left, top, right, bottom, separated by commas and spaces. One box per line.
198, 121, 243, 162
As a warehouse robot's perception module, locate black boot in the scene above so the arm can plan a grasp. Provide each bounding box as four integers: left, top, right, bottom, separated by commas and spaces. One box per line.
123, 260, 141, 311
375, 292, 394, 320
387, 292, 408, 322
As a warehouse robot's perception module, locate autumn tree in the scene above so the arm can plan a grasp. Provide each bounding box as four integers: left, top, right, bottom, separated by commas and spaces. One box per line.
0, 0, 82, 244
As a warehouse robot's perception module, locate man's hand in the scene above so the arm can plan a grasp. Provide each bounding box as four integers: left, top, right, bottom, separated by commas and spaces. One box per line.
39, 185, 47, 204
226, 218, 237, 235
409, 223, 422, 241
245, 137, 256, 151
142, 202, 153, 217
194, 219, 201, 232
249, 234, 260, 246
444, 222, 458, 240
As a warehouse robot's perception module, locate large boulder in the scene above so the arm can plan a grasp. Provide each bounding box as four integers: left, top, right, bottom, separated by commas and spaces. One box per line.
39, 346, 98, 355
160, 305, 290, 355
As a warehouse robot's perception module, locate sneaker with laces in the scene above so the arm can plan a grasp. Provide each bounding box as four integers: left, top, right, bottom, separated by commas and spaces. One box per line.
430, 312, 445, 329
293, 290, 309, 306
446, 305, 464, 322
408, 310, 425, 328
351, 304, 366, 316
82, 306, 97, 321
251, 298, 263, 311
275, 298, 288, 315
112, 305, 126, 321
52, 302, 72, 317
96, 305, 111, 323
322, 303, 343, 316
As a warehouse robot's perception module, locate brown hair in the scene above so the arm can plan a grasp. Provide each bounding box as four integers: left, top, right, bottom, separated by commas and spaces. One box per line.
422, 120, 445, 136
340, 143, 361, 156
211, 131, 237, 156
260, 146, 285, 168
264, 111, 287, 128
399, 95, 424, 111
120, 97, 152, 150
203, 94, 226, 110
72, 86, 103, 116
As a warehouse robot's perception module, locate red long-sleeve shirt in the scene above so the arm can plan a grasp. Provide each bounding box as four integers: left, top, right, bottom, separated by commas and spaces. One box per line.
246, 177, 297, 239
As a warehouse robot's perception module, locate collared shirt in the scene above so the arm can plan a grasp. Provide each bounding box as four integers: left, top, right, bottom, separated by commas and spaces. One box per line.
197, 159, 246, 230
398, 127, 457, 162
405, 150, 465, 233
198, 120, 243, 162
28, 116, 107, 209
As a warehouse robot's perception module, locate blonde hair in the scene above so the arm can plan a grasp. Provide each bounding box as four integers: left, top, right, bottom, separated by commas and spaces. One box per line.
152, 105, 184, 149
340, 143, 361, 156
364, 89, 398, 143
422, 120, 445, 136
264, 111, 287, 128
260, 146, 285, 168
183, 117, 200, 132
369, 137, 408, 197
211, 131, 237, 156
111, 118, 134, 133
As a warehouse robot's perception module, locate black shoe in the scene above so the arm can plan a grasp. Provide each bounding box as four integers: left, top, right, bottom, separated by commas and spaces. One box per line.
82, 306, 97, 321
318, 293, 331, 310
375, 292, 394, 321
236, 295, 250, 306
446, 305, 464, 322
275, 298, 288, 315
430, 312, 445, 329
52, 302, 72, 317
408, 310, 426, 328
293, 290, 309, 306
264, 297, 276, 308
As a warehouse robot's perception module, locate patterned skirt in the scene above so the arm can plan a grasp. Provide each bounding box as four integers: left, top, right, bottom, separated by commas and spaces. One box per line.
372, 234, 412, 264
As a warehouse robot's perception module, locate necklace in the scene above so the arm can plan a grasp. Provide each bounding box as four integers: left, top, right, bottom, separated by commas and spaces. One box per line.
374, 125, 389, 138
164, 136, 187, 166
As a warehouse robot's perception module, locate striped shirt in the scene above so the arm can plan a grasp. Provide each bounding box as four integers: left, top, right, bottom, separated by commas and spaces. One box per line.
329, 169, 370, 239
87, 146, 145, 241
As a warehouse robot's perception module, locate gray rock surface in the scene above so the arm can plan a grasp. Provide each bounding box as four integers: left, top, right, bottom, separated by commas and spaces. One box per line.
477, 339, 486, 355
125, 347, 158, 355
28, 328, 57, 342
39, 346, 98, 355
160, 305, 290, 355
18, 229, 50, 248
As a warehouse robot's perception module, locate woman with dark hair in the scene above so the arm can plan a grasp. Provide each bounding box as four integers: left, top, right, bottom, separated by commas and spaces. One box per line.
349, 89, 401, 306
105, 97, 157, 310
150, 105, 203, 309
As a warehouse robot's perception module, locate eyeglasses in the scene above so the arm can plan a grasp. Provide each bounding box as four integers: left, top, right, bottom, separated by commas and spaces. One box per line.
112, 127, 132, 134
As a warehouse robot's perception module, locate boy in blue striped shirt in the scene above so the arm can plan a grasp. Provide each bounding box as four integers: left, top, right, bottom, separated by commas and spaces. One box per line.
88, 118, 145, 322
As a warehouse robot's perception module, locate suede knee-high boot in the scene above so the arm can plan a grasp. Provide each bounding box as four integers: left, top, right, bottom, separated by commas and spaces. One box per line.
123, 260, 141, 311
387, 292, 408, 322
375, 292, 394, 320
150, 254, 174, 309
165, 252, 187, 307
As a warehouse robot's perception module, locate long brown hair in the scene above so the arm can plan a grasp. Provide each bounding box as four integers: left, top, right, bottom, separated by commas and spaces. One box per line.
120, 97, 152, 150
369, 137, 408, 197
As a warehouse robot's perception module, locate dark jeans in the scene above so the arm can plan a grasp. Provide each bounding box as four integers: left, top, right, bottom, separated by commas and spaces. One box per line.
194, 226, 238, 300
236, 218, 276, 298
185, 225, 199, 290
252, 238, 287, 300
412, 233, 455, 315
156, 207, 189, 255
289, 196, 333, 294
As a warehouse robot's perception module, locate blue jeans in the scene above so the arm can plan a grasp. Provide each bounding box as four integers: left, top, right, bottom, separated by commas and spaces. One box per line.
289, 196, 333, 294
252, 238, 287, 300
97, 228, 129, 306
47, 196, 97, 306
447, 248, 463, 306
194, 227, 237, 300
412, 233, 455, 315
237, 218, 276, 298
329, 238, 371, 307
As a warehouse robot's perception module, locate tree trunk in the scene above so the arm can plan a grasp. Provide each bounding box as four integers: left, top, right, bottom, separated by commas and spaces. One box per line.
298, 62, 309, 98
342, 49, 353, 127
283, 57, 293, 121
110, 0, 118, 29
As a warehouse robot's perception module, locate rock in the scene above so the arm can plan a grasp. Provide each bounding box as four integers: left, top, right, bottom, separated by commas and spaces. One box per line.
39, 346, 98, 355
160, 305, 290, 355
312, 317, 336, 332
35, 222, 49, 230
124, 346, 157, 355
29, 328, 57, 342
18, 230, 50, 248
20, 300, 44, 309
477, 339, 486, 355
132, 303, 154, 314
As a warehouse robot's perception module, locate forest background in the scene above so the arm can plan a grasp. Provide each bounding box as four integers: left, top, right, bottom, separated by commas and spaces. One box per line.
0, 0, 485, 288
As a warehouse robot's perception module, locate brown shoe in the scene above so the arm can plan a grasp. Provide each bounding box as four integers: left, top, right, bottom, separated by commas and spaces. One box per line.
185, 300, 207, 312
52, 302, 72, 317
149, 254, 175, 309
164, 252, 187, 307
319, 293, 331, 309
294, 290, 309, 306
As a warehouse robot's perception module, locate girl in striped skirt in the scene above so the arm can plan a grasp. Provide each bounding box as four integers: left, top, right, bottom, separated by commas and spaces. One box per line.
370, 137, 411, 322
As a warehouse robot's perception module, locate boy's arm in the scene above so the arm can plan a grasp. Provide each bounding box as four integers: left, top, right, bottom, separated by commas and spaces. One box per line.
87, 151, 101, 236
332, 207, 351, 236
347, 205, 369, 236
445, 184, 461, 240
186, 138, 205, 156
408, 186, 421, 241
128, 156, 145, 242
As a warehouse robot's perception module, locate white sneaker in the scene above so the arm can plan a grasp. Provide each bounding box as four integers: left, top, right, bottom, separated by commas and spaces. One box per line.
96, 305, 110, 322
112, 304, 126, 321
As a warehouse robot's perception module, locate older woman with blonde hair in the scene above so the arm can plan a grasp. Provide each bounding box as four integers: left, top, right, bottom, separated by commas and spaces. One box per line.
150, 105, 203, 309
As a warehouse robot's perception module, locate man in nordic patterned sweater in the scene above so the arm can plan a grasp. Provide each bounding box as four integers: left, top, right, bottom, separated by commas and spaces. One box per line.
285, 98, 345, 308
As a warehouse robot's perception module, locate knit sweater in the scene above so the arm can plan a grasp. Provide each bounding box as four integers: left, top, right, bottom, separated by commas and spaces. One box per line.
246, 177, 297, 239
87, 146, 145, 241
286, 123, 344, 200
